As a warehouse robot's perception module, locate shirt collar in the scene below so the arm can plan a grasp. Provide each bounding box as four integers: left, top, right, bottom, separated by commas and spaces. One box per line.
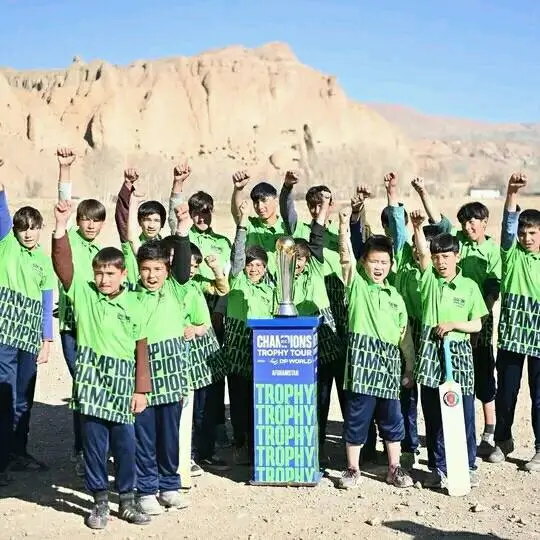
251, 215, 283, 230
435, 267, 463, 289
94, 284, 131, 308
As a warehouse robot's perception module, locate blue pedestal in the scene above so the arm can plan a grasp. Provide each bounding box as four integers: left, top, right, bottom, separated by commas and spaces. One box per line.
247, 316, 322, 486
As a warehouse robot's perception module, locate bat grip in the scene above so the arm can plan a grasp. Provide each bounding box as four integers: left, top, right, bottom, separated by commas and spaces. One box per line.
443, 339, 454, 383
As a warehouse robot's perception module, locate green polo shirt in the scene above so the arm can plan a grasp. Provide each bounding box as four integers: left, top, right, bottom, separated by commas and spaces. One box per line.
0, 233, 54, 355
189, 226, 232, 280
122, 233, 161, 285
415, 263, 488, 395
246, 215, 288, 278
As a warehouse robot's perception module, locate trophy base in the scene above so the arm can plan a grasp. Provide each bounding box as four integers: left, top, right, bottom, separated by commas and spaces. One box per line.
275, 303, 298, 317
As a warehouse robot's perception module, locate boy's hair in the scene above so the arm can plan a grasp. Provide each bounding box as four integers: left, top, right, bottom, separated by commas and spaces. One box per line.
190, 242, 203, 265
138, 201, 166, 227
77, 199, 106, 222
518, 209, 540, 231
250, 182, 277, 202
423, 224, 442, 245
457, 201, 489, 224
137, 239, 169, 265
92, 247, 125, 270
13, 206, 43, 232
381, 204, 409, 229
188, 191, 214, 214
245, 245, 268, 266
360, 234, 394, 263
430, 233, 460, 255
294, 239, 312, 259
305, 185, 333, 207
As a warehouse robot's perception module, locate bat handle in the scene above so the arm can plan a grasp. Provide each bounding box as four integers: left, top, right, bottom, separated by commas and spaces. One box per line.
443, 339, 454, 382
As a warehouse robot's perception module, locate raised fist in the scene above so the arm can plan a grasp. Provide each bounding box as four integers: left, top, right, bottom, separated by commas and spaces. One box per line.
411, 177, 425, 194
205, 254, 219, 270
508, 173, 527, 191
124, 168, 139, 184
173, 163, 191, 183
283, 170, 299, 187
410, 210, 426, 228
175, 202, 191, 235
232, 170, 250, 190
383, 172, 398, 191
351, 185, 371, 212
54, 200, 73, 224
339, 205, 352, 223
56, 147, 76, 167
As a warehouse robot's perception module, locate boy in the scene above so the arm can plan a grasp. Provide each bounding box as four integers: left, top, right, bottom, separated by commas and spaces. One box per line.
488, 174, 540, 471
52, 200, 151, 529
56, 147, 107, 475
411, 212, 487, 489
0, 170, 53, 485
116, 168, 167, 282
337, 204, 415, 489
413, 179, 502, 456
226, 200, 275, 465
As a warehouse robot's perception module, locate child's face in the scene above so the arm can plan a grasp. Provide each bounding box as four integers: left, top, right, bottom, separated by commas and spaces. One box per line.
15, 225, 41, 250
253, 196, 277, 221
307, 192, 332, 220
518, 225, 540, 253
461, 218, 487, 243
190, 256, 200, 279
78, 217, 104, 241
139, 213, 162, 239
93, 264, 127, 295
139, 259, 168, 292
245, 259, 266, 283
190, 209, 212, 232
362, 250, 392, 284
295, 255, 308, 276
432, 251, 460, 280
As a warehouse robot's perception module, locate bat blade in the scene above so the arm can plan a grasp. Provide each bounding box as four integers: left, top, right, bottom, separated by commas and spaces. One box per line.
439, 379, 471, 497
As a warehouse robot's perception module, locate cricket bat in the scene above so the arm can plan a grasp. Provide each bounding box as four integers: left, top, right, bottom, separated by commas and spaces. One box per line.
439, 339, 471, 497
178, 391, 194, 489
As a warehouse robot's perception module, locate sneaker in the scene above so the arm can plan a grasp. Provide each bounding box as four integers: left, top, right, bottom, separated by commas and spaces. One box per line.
424, 469, 447, 489
386, 466, 414, 488
477, 437, 496, 458
233, 445, 251, 466
199, 456, 231, 472
215, 424, 232, 449
158, 490, 189, 509
487, 439, 514, 463
190, 459, 204, 477
74, 452, 85, 478
137, 494, 163, 516
524, 451, 540, 472
9, 453, 48, 472
469, 469, 480, 488
84, 502, 110, 530
118, 498, 151, 525
400, 452, 416, 471
337, 468, 362, 489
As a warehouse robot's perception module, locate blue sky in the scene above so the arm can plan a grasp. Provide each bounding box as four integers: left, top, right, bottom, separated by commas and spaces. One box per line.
1, 0, 538, 122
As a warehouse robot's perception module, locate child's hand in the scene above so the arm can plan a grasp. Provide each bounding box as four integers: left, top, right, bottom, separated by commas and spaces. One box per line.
184, 326, 196, 340
37, 341, 51, 365
131, 393, 147, 414
435, 322, 455, 338
411, 177, 425, 195
175, 202, 191, 236
124, 168, 139, 186
508, 173, 527, 192
283, 170, 299, 187
56, 147, 76, 167
351, 185, 371, 212
383, 172, 398, 192
205, 254, 220, 271
410, 209, 426, 228
173, 163, 191, 183
54, 200, 73, 226
232, 170, 250, 191
238, 200, 250, 225
402, 370, 414, 389
339, 205, 352, 223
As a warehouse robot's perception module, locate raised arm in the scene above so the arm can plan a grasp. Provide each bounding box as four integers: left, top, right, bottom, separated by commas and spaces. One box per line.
115, 168, 138, 244
338, 205, 354, 286
410, 210, 430, 271
350, 185, 371, 258
168, 163, 191, 234
308, 190, 331, 263
56, 147, 76, 202
203, 255, 230, 296
231, 171, 250, 226
0, 163, 12, 241
52, 201, 75, 290
279, 170, 300, 235
501, 173, 526, 250
127, 190, 145, 255
230, 200, 249, 276
411, 177, 442, 224
170, 203, 192, 285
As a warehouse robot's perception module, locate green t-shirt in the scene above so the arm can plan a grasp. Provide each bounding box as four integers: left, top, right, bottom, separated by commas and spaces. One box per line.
246, 215, 288, 278
189, 226, 232, 281
498, 240, 540, 357
135, 278, 191, 406
345, 269, 408, 400
0, 233, 54, 355
59, 228, 100, 332
415, 264, 488, 395
67, 277, 146, 424
122, 233, 161, 284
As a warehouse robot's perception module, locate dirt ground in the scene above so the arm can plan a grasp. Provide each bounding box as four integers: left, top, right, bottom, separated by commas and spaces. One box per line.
1, 196, 539, 540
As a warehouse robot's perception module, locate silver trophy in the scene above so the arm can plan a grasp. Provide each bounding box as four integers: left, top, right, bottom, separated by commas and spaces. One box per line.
275, 236, 298, 317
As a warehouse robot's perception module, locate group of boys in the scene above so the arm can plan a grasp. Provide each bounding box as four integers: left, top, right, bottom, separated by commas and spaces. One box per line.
0, 150, 538, 529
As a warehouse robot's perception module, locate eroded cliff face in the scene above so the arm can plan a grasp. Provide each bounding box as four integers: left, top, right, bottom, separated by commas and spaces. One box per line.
0, 42, 415, 199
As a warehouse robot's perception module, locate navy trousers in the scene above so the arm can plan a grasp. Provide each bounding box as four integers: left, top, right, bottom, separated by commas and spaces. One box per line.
135, 402, 182, 495
61, 331, 83, 453
192, 381, 221, 460
82, 415, 136, 494
228, 374, 253, 450
317, 360, 346, 446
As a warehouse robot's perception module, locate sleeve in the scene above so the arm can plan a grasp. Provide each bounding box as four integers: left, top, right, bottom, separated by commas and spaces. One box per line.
483, 244, 502, 300
115, 182, 134, 244
168, 194, 184, 235
501, 209, 519, 251
387, 205, 408, 254
279, 185, 298, 235
468, 282, 489, 321
350, 220, 364, 260
58, 182, 72, 202
438, 215, 453, 234
0, 190, 12, 241
202, 275, 230, 296
308, 222, 324, 263
121, 242, 140, 285
230, 227, 247, 277
135, 338, 152, 394
52, 234, 75, 292
41, 290, 54, 340
170, 235, 191, 285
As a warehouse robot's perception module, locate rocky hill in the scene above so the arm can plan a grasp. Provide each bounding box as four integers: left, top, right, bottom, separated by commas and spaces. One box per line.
0, 43, 416, 200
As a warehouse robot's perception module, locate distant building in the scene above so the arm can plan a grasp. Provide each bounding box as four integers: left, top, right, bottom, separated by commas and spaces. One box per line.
468, 188, 501, 199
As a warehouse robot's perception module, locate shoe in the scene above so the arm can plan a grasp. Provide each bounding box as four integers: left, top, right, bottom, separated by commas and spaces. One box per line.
118, 495, 151, 525
477, 436, 496, 458
199, 456, 231, 472
190, 459, 204, 477
0, 472, 13, 487
158, 490, 189, 509
84, 501, 110, 530
487, 439, 514, 463
386, 466, 414, 488
469, 469, 480, 488
136, 494, 163, 516
337, 468, 362, 489
233, 445, 251, 466
424, 469, 447, 489
73, 452, 85, 478
215, 424, 232, 449
9, 453, 48, 472
524, 451, 540, 472
400, 452, 416, 471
